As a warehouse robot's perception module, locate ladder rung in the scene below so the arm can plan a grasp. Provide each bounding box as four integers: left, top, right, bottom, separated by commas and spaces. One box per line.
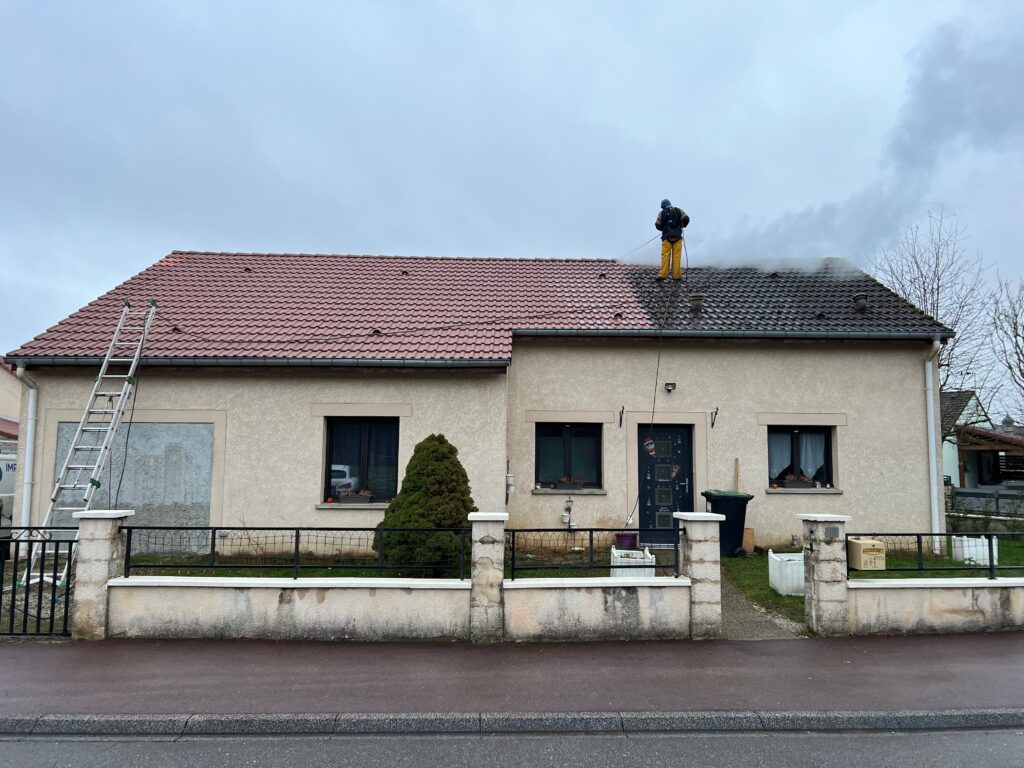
58, 484, 90, 490
81, 427, 109, 432
54, 506, 88, 512
114, 342, 141, 347
88, 409, 118, 414
72, 446, 102, 451
95, 392, 122, 397
101, 374, 130, 379
67, 465, 95, 470
109, 358, 136, 363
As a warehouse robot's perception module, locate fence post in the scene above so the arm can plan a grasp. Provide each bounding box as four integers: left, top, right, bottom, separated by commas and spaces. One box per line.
71, 510, 134, 641
468, 512, 507, 643
799, 514, 851, 636
675, 511, 725, 640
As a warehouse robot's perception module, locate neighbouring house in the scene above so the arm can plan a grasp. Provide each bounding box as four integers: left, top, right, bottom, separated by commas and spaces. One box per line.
3, 251, 953, 547
0, 363, 19, 441
940, 390, 996, 488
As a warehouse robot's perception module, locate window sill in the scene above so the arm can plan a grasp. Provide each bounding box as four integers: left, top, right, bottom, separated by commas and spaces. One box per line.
531, 488, 607, 496
765, 488, 843, 495
316, 502, 389, 511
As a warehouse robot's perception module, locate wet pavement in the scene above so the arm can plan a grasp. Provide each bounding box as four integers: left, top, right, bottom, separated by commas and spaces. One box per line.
1, 633, 1022, 716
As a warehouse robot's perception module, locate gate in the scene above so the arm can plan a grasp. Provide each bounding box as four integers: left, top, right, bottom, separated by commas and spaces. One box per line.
0, 528, 76, 636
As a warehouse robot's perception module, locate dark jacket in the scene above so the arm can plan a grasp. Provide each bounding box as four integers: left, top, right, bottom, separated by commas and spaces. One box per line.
655, 206, 690, 241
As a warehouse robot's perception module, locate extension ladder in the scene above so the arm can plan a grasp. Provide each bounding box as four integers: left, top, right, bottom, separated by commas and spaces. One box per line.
17, 299, 157, 587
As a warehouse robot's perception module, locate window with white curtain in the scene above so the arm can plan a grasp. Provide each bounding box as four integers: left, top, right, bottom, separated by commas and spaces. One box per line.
767, 426, 833, 488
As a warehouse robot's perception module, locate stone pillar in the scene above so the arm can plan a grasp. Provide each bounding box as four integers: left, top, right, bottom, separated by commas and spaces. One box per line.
675, 511, 725, 640
71, 510, 134, 640
469, 511, 507, 643
799, 514, 850, 636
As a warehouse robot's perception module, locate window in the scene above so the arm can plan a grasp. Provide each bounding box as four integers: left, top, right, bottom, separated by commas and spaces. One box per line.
535, 423, 602, 488
324, 418, 399, 502
767, 426, 833, 488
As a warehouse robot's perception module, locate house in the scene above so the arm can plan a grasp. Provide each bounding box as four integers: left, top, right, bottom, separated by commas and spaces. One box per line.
940, 390, 995, 488
3, 251, 953, 547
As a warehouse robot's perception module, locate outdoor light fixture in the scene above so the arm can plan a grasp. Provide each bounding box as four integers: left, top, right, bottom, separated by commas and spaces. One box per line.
664, 382, 677, 393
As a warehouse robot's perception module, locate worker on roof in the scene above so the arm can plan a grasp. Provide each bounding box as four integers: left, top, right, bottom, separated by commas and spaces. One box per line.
655, 199, 690, 280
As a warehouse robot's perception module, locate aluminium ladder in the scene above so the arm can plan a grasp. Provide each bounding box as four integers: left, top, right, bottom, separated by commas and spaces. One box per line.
18, 299, 157, 587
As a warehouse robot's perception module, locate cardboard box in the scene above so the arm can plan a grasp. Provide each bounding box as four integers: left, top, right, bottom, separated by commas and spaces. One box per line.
847, 536, 886, 571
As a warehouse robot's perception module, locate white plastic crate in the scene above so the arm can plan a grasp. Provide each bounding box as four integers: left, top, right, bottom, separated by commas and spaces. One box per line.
952, 535, 998, 567
610, 546, 656, 577
768, 549, 805, 596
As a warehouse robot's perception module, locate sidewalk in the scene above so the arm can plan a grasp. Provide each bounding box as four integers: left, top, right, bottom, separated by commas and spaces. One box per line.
2, 633, 1023, 733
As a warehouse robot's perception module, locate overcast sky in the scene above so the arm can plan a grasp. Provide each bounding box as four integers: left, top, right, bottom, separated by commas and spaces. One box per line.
2, 1, 1023, 354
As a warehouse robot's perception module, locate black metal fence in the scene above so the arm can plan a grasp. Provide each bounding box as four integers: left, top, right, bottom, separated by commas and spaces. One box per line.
121, 526, 470, 579
506, 528, 681, 580
846, 532, 1024, 579
0, 528, 77, 636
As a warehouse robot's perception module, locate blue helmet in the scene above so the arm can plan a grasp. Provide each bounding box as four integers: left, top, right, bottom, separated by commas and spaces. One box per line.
660, 199, 671, 208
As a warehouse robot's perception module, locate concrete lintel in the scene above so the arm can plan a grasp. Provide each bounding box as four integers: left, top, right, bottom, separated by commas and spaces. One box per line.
72, 510, 135, 520
797, 514, 851, 523
675, 512, 726, 522
468, 512, 509, 522
108, 576, 471, 590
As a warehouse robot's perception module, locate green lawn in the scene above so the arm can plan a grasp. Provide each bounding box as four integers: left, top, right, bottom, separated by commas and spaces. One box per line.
720, 551, 806, 626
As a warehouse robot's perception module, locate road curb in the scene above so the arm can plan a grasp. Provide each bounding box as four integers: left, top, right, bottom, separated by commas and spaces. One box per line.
2, 709, 1023, 736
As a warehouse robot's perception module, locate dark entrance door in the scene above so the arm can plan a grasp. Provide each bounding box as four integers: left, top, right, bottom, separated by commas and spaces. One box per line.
637, 424, 694, 546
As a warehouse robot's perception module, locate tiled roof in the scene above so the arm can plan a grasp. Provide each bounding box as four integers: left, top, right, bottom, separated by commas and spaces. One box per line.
5, 253, 952, 366
623, 260, 953, 339
940, 390, 981, 438
6, 252, 648, 365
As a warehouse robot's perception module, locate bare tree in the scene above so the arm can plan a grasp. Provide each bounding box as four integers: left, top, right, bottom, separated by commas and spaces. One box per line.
993, 277, 1024, 421
869, 207, 996, 399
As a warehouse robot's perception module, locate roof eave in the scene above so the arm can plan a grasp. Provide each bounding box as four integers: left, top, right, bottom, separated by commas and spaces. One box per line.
3, 355, 510, 369
512, 328, 953, 341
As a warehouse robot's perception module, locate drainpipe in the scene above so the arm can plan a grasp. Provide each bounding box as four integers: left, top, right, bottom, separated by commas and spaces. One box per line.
14, 365, 38, 527
924, 339, 942, 539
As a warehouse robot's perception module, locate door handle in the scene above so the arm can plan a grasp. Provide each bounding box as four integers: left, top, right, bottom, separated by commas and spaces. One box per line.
680, 478, 689, 493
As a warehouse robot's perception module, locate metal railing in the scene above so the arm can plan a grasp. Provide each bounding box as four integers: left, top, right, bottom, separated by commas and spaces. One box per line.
506, 528, 681, 580
1, 527, 77, 636
846, 532, 1024, 580
121, 526, 470, 579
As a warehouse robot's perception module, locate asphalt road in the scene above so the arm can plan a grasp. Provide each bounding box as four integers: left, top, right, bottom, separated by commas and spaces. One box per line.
3, 730, 1024, 768
2, 633, 1023, 715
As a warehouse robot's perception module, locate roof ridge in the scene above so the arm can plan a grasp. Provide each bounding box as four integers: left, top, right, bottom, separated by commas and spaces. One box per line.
167, 251, 621, 264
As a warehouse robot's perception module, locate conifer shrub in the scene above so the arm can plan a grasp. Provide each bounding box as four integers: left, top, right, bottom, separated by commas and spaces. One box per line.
375, 434, 476, 575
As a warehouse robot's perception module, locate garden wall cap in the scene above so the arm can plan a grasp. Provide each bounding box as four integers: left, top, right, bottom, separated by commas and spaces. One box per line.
796, 513, 851, 522
674, 512, 726, 522
468, 512, 509, 522
72, 509, 135, 519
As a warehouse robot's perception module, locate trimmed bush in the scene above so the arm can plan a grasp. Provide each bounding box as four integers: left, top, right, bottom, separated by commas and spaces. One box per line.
375, 434, 476, 574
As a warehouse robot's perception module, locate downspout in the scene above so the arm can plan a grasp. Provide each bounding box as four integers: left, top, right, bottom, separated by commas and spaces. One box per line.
14, 365, 38, 527
924, 339, 942, 538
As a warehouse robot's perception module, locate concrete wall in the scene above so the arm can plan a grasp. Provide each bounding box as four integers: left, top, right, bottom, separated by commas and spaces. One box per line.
106, 577, 471, 640
507, 339, 938, 546
848, 579, 1024, 634
16, 367, 508, 528
503, 577, 691, 641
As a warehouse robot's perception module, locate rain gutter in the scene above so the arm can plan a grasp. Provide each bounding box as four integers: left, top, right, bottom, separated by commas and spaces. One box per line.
3, 356, 510, 369
512, 328, 954, 341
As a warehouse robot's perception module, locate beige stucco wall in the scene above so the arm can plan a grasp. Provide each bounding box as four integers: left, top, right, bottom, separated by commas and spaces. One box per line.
16, 367, 507, 527
503, 578, 691, 640
848, 580, 1024, 634
106, 577, 471, 640
0, 367, 19, 423
506, 339, 940, 547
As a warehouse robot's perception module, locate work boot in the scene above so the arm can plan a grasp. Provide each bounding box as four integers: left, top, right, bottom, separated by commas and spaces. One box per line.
656, 275, 667, 281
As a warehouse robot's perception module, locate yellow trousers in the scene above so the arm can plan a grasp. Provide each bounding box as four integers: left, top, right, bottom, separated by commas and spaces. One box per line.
659, 239, 682, 279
